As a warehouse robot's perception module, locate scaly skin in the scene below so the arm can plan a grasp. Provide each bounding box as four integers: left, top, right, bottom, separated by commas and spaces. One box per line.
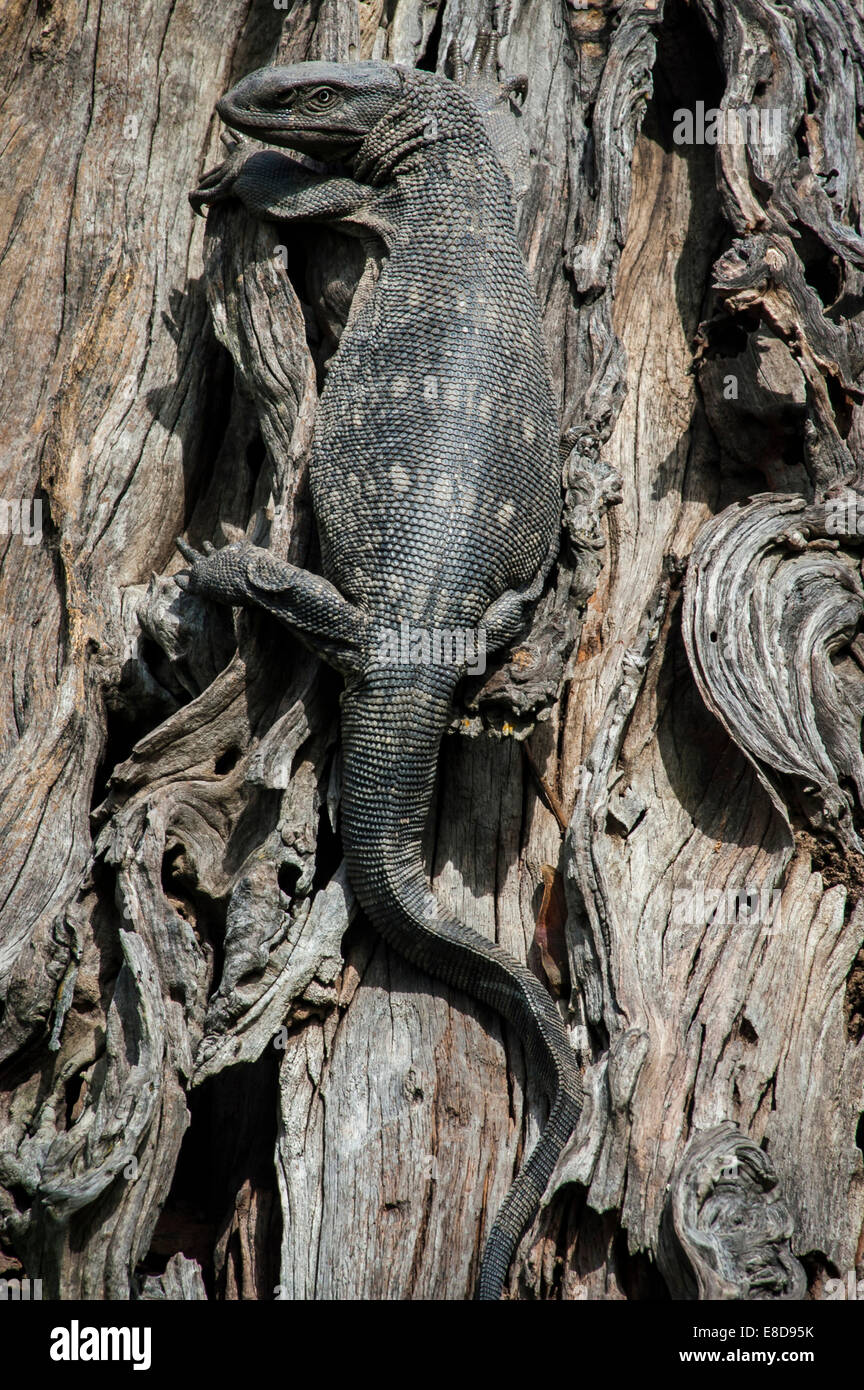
180, 60, 582, 1300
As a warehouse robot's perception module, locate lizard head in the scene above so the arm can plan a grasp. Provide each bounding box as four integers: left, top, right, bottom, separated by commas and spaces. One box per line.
216, 61, 404, 160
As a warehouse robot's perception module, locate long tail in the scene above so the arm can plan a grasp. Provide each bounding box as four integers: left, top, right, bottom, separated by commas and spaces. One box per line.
340, 667, 583, 1300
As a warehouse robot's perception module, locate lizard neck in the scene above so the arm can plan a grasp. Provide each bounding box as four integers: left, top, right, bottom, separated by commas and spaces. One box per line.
351, 68, 502, 189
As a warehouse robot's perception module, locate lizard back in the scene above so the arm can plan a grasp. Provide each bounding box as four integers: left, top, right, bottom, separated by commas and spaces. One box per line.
310, 68, 561, 630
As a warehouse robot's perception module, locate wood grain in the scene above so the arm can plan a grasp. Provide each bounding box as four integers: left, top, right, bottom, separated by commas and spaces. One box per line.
1, 0, 862, 1301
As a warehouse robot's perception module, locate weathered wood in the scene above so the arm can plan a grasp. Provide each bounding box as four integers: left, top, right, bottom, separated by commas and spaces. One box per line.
658, 1122, 807, 1300
1, 0, 863, 1302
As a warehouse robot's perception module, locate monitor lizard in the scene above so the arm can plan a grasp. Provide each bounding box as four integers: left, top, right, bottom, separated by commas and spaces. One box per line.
178, 58, 583, 1300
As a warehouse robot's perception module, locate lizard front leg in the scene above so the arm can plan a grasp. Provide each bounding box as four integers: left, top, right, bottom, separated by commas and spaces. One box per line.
176, 540, 368, 677
191, 146, 377, 224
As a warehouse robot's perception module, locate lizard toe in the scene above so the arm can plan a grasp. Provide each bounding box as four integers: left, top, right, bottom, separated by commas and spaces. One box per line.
176, 538, 200, 564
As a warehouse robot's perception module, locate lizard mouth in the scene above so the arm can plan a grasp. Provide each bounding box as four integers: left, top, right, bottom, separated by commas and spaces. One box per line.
264, 125, 363, 146
217, 102, 364, 151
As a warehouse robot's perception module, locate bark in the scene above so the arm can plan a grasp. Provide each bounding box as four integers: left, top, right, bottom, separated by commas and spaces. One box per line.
1, 0, 862, 1301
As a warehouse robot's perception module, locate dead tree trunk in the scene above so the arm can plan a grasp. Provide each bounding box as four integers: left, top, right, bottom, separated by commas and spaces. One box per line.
1, 0, 862, 1301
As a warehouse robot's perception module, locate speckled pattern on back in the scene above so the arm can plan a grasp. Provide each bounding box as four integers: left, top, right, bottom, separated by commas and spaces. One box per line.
311, 70, 559, 626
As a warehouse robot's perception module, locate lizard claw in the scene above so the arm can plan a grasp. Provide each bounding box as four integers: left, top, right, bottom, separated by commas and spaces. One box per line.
175, 537, 203, 594
501, 74, 528, 104
189, 134, 250, 216
176, 538, 210, 591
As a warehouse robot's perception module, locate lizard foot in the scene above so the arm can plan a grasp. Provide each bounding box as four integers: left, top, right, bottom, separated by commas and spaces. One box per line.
175, 538, 252, 600
445, 34, 530, 200
189, 133, 250, 216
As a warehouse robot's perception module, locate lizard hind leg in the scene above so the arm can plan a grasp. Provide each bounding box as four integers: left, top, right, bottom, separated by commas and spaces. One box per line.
176, 539, 369, 677
478, 569, 549, 657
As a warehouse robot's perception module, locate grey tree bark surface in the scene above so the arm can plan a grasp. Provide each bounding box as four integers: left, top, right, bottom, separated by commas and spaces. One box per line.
1, 0, 862, 1300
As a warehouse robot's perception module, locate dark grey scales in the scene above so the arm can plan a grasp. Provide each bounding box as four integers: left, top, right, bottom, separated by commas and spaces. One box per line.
179, 58, 583, 1300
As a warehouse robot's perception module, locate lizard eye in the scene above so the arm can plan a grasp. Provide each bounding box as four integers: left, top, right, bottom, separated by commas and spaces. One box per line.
307, 86, 337, 109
